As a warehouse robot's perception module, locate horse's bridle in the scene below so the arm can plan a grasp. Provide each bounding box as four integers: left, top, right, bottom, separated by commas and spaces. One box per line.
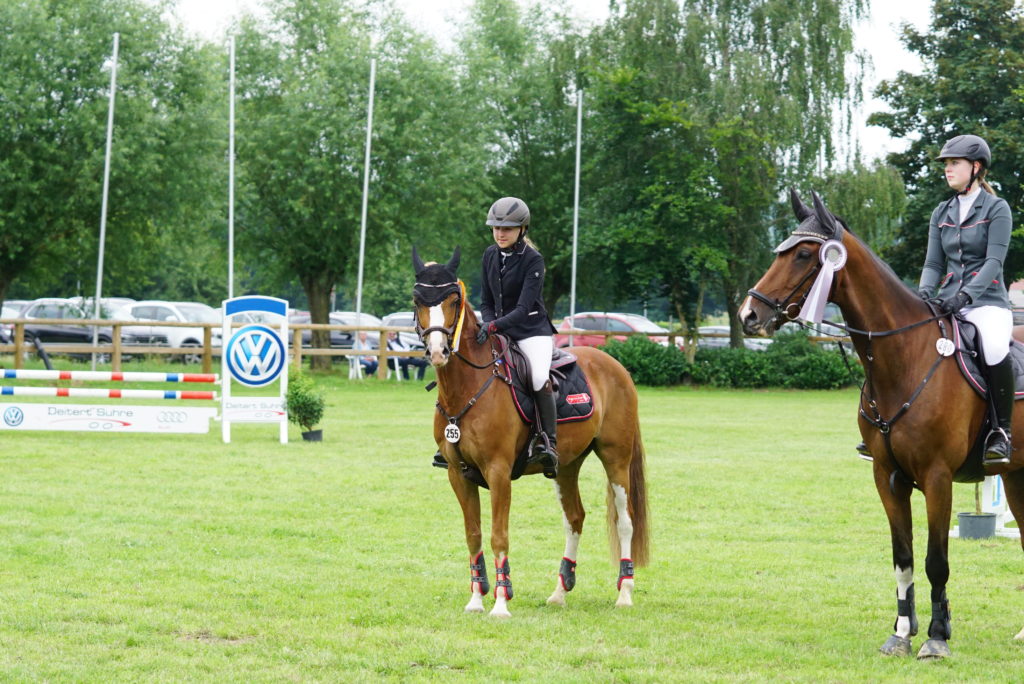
745, 251, 824, 323
413, 279, 466, 354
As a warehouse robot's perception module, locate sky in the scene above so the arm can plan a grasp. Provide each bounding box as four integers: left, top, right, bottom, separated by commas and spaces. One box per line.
170, 0, 934, 161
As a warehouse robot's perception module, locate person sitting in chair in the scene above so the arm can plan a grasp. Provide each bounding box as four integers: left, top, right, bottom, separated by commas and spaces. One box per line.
386, 331, 428, 380
354, 330, 378, 377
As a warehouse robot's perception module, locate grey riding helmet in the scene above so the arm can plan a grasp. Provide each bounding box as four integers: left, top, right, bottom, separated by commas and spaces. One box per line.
936, 134, 991, 168
486, 197, 530, 229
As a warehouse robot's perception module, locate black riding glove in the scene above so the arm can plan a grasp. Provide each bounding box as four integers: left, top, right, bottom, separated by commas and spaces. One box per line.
475, 322, 497, 345
918, 289, 933, 301
939, 291, 972, 314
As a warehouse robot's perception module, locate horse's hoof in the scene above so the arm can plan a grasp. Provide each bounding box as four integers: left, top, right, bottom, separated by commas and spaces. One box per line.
464, 594, 485, 613
464, 603, 484, 614
488, 606, 511, 618
1015, 626, 1024, 641
916, 638, 951, 660
879, 634, 912, 657
546, 592, 566, 607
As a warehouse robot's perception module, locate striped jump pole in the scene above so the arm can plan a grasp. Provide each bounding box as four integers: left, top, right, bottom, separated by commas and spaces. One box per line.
1, 387, 217, 400
2, 370, 219, 384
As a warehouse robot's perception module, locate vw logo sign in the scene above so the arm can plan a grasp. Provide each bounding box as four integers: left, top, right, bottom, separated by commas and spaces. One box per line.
225, 325, 286, 387
3, 406, 24, 427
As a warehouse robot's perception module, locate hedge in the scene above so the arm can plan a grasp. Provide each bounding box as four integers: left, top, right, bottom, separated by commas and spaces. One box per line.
599, 330, 863, 389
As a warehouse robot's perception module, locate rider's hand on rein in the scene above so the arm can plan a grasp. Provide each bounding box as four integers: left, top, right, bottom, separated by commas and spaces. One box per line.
939, 291, 972, 314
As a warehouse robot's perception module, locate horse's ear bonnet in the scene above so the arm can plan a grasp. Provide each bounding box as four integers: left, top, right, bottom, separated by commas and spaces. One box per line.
412, 246, 462, 306
774, 188, 845, 253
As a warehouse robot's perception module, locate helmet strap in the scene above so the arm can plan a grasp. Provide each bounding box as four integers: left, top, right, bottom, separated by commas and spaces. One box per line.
960, 164, 979, 195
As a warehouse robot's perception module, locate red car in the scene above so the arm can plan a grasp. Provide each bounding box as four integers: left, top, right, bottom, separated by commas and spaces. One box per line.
554, 312, 680, 349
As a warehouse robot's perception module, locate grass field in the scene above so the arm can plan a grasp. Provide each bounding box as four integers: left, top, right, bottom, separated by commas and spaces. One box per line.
0, 365, 1023, 682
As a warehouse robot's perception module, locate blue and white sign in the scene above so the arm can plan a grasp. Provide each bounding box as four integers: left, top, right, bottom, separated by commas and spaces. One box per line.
3, 406, 24, 427
225, 325, 286, 387
221, 296, 290, 444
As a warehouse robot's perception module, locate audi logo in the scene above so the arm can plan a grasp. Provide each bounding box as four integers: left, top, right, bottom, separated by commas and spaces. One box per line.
158, 411, 189, 424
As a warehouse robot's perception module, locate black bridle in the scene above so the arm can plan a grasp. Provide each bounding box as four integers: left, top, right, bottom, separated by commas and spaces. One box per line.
745, 260, 823, 324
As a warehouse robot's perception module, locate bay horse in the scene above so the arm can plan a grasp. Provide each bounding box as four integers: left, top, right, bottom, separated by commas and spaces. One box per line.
412, 247, 649, 617
739, 189, 1024, 659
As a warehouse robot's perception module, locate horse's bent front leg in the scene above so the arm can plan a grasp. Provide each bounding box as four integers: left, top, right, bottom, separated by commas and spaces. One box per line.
548, 460, 585, 607
917, 471, 954, 660
875, 465, 917, 657
447, 465, 486, 613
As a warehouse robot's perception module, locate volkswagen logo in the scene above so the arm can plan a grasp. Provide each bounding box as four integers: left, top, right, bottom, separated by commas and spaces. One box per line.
225, 325, 286, 387
3, 406, 24, 427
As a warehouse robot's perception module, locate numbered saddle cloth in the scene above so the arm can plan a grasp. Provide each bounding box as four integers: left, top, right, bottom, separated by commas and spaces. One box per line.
495, 337, 595, 425
952, 318, 1024, 399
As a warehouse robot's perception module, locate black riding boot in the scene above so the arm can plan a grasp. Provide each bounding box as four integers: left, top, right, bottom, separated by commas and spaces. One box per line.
984, 355, 1015, 466
532, 380, 559, 479
432, 450, 448, 469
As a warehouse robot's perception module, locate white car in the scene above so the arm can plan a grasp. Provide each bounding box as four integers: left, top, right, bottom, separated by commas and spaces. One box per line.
381, 311, 425, 351
116, 300, 223, 363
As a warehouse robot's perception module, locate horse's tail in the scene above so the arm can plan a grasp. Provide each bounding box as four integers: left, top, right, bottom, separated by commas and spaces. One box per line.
606, 421, 650, 567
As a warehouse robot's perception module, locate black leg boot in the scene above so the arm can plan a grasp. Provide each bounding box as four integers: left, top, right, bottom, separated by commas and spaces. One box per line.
984, 355, 1015, 466
432, 450, 448, 469
532, 380, 559, 479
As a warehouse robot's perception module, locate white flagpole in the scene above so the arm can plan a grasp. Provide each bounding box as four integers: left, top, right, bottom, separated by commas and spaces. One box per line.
569, 89, 583, 346
228, 36, 236, 300
92, 32, 119, 369
355, 57, 376, 320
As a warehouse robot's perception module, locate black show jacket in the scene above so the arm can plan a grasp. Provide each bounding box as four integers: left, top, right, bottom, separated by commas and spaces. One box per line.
479, 242, 557, 339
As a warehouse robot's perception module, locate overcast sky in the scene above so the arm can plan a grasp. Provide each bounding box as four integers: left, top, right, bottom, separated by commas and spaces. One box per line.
169, 0, 934, 161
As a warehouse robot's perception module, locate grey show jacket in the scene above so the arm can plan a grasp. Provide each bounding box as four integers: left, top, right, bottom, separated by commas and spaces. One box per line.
919, 190, 1012, 309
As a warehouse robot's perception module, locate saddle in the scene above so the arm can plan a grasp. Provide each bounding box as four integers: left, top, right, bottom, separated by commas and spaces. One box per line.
458, 336, 594, 490
493, 335, 595, 426
948, 317, 1024, 483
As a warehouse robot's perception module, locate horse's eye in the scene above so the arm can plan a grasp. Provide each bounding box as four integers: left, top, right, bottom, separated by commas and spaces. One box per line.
796, 248, 812, 261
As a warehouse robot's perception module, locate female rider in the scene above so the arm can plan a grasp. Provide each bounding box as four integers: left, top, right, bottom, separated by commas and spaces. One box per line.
430, 197, 560, 477
920, 134, 1014, 465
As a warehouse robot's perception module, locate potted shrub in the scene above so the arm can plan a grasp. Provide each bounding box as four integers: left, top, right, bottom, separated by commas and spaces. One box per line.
285, 370, 326, 442
957, 481, 997, 539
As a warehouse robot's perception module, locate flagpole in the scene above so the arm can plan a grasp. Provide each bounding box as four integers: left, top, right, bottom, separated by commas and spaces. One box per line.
92, 32, 119, 370
228, 36, 236, 300
355, 57, 376, 319
569, 89, 583, 346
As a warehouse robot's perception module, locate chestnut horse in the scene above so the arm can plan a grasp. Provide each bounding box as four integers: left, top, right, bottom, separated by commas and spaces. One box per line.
739, 189, 1024, 659
412, 248, 649, 617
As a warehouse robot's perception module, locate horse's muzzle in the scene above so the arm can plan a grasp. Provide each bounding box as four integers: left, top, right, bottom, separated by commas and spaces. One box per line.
738, 295, 777, 337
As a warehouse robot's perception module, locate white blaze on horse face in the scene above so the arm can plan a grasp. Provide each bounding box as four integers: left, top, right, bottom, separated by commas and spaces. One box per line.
426, 304, 448, 364
894, 565, 914, 638
738, 296, 755, 329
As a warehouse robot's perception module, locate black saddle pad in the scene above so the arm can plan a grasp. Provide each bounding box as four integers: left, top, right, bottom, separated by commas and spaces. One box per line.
497, 341, 594, 425
953, 318, 1024, 399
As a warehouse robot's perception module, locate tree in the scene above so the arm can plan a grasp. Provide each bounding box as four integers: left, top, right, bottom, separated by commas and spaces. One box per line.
816, 159, 907, 253
235, 0, 491, 367
869, 0, 1024, 283
0, 0, 227, 305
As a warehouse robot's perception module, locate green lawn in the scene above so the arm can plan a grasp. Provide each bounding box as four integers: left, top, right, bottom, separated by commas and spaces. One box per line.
0, 365, 1022, 681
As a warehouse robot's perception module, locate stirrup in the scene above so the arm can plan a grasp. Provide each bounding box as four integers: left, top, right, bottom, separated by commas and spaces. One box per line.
529, 434, 559, 478
855, 441, 873, 462
432, 450, 449, 469
983, 429, 1012, 465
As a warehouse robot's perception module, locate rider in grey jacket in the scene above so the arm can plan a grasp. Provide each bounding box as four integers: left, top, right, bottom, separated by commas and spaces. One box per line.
919, 134, 1015, 465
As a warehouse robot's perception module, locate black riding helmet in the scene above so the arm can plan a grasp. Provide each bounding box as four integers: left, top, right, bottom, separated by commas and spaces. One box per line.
936, 134, 991, 167
486, 197, 530, 238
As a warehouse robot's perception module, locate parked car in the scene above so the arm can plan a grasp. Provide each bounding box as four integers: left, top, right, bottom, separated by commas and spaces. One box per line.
115, 300, 223, 363
2, 300, 31, 314
697, 325, 772, 351
288, 312, 356, 349
381, 311, 425, 351
72, 296, 137, 319
0, 305, 21, 343
332, 311, 383, 349
16, 298, 167, 358
554, 312, 680, 349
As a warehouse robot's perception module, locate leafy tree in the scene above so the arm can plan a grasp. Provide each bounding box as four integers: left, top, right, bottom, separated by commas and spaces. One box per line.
235, 0, 491, 366
816, 158, 907, 253
0, 0, 227, 306
869, 0, 1024, 282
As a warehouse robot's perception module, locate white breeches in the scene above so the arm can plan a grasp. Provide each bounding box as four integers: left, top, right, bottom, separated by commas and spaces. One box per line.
518, 335, 553, 391
962, 305, 1013, 365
